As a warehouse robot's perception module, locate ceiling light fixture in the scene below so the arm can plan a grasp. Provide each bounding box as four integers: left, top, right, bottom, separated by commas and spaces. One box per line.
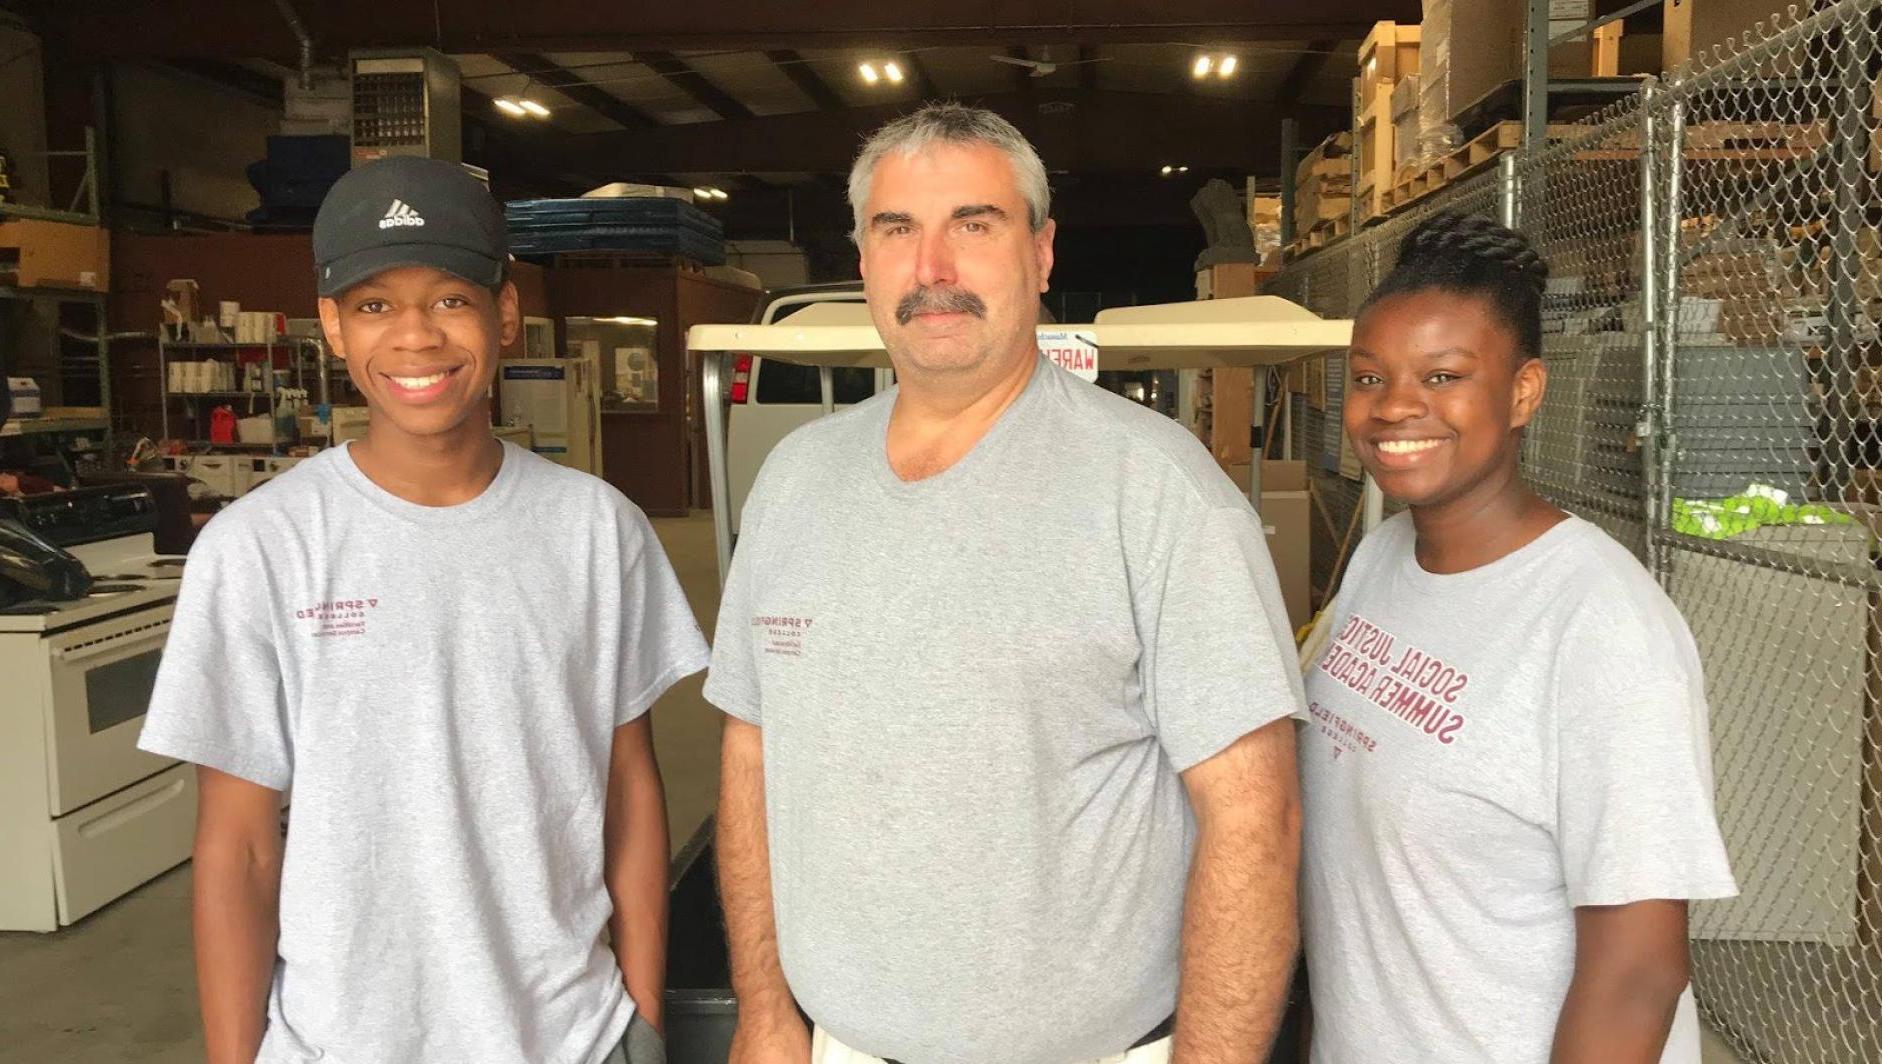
883, 61, 904, 84
858, 62, 880, 84
1192, 53, 1238, 79
693, 187, 714, 199
1177, 165, 1190, 173
712, 188, 729, 200
1160, 164, 1173, 175
493, 97, 528, 117
517, 98, 550, 117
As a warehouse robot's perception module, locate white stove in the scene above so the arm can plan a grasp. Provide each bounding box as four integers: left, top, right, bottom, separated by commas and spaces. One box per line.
0, 533, 183, 633
0, 485, 196, 931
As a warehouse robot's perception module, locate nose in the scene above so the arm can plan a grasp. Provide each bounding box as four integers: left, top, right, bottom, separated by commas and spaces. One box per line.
387, 302, 446, 352
1373, 376, 1427, 423
913, 227, 958, 289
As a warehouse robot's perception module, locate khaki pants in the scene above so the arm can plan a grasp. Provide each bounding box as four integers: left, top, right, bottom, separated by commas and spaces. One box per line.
811, 1026, 1174, 1064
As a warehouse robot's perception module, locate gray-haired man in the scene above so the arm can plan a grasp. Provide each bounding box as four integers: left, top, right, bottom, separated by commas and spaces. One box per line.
705, 103, 1303, 1064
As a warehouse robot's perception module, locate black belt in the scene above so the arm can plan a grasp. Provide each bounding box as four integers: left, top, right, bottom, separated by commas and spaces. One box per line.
881, 1014, 1174, 1064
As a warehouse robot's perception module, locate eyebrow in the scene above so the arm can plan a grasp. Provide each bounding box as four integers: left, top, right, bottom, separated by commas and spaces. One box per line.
952, 204, 1007, 221
869, 211, 914, 229
1349, 346, 1480, 361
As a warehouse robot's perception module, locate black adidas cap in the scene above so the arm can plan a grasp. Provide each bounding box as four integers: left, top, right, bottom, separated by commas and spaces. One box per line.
312, 156, 508, 298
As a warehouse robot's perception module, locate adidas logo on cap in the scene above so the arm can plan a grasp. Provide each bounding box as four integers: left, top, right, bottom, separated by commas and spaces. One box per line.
378, 199, 426, 229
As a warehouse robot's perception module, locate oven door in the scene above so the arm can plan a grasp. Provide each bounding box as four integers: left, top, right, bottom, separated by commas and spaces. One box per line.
43, 604, 177, 815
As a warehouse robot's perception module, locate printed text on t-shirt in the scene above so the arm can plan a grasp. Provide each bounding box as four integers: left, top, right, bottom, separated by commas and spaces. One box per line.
1314, 612, 1468, 745
294, 597, 380, 639
752, 614, 814, 658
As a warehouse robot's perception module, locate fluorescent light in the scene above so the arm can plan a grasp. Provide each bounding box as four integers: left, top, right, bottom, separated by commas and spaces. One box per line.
493, 97, 527, 116
1218, 55, 1237, 77
1160, 164, 1173, 175
1192, 55, 1212, 78
518, 98, 550, 117
693, 187, 713, 199
884, 61, 904, 84
603, 316, 659, 327
1177, 165, 1190, 173
859, 62, 879, 84
711, 188, 729, 200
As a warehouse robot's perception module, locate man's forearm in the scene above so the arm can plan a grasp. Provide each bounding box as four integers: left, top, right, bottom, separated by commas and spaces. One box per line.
716, 719, 796, 1026
1172, 810, 1301, 1063
193, 841, 282, 1064
608, 765, 671, 1031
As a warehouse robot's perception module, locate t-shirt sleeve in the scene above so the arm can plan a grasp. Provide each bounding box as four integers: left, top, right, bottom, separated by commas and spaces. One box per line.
1555, 619, 1738, 906
1145, 505, 1307, 771
701, 479, 766, 725
136, 520, 294, 790
615, 506, 710, 727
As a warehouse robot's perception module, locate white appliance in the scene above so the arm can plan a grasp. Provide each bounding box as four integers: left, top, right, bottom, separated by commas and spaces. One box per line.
0, 485, 193, 931
7, 376, 42, 416
499, 355, 602, 476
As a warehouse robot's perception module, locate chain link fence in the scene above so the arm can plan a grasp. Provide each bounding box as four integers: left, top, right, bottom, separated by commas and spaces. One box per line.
1265, 2, 1882, 1058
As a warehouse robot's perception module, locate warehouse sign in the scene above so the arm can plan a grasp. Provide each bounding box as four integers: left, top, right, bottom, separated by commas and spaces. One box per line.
1038, 329, 1099, 382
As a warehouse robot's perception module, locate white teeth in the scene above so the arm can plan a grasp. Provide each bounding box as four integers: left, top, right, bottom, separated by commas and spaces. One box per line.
391, 371, 449, 389
1376, 439, 1443, 455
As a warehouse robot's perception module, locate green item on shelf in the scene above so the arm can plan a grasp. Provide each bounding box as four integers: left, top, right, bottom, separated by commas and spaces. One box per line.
1671, 483, 1853, 540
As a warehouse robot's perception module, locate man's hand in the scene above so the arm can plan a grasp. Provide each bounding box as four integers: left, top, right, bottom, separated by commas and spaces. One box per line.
193, 766, 285, 1064
1551, 900, 1691, 1064
1172, 719, 1302, 1064
718, 717, 808, 1063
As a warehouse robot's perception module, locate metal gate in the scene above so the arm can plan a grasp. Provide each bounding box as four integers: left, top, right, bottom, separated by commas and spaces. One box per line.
1266, 3, 1882, 1058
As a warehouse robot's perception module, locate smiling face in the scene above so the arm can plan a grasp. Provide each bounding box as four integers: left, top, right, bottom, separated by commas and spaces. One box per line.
317, 265, 520, 446
1344, 288, 1547, 510
856, 141, 1054, 382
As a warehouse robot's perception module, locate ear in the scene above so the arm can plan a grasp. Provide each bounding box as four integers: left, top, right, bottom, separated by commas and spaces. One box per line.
317, 297, 348, 360
1509, 355, 1548, 431
496, 281, 522, 348
1033, 218, 1056, 294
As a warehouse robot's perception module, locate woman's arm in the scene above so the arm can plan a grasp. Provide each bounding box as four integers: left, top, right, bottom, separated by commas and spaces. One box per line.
1551, 899, 1691, 1064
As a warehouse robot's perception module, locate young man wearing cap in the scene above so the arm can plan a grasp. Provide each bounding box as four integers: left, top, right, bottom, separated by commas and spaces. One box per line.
139, 156, 702, 1064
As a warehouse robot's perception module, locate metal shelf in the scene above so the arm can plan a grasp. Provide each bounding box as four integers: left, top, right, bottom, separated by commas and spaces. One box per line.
0, 284, 107, 303
0, 417, 108, 438
166, 390, 275, 399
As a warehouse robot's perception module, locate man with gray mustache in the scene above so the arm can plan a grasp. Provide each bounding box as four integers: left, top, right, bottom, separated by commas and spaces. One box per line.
705, 103, 1304, 1064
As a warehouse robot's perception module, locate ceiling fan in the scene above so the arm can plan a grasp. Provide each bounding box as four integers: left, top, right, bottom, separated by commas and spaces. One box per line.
989, 53, 1059, 78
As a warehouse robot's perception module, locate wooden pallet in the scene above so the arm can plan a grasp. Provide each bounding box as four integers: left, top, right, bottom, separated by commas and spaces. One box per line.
1548, 120, 1830, 162
1379, 120, 1522, 214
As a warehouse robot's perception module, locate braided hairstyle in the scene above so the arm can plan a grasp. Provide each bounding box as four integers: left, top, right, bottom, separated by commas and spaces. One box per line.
1359, 212, 1549, 361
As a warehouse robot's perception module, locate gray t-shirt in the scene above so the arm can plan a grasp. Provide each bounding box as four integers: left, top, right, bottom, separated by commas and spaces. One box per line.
704, 358, 1303, 1064
1299, 513, 1737, 1064
139, 442, 708, 1064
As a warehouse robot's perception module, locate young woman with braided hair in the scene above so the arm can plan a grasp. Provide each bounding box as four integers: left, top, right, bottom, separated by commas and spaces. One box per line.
1297, 213, 1737, 1063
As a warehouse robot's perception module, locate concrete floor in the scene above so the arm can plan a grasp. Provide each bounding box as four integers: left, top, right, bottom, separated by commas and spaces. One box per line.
0, 511, 1752, 1063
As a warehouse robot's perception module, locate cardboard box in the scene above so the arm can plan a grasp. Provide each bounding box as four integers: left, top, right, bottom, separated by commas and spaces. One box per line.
1418, 0, 1615, 128
0, 219, 110, 291
1259, 459, 1312, 631
1358, 22, 1421, 112
1664, 0, 1781, 72
1355, 92, 1396, 216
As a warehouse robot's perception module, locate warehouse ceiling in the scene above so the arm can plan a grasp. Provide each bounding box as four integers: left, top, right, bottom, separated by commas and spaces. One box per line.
9, 0, 1420, 240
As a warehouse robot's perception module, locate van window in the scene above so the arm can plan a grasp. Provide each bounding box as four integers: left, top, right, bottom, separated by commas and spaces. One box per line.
754, 362, 875, 405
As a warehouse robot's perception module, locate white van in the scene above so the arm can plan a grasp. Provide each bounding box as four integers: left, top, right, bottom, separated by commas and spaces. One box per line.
725, 283, 888, 534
